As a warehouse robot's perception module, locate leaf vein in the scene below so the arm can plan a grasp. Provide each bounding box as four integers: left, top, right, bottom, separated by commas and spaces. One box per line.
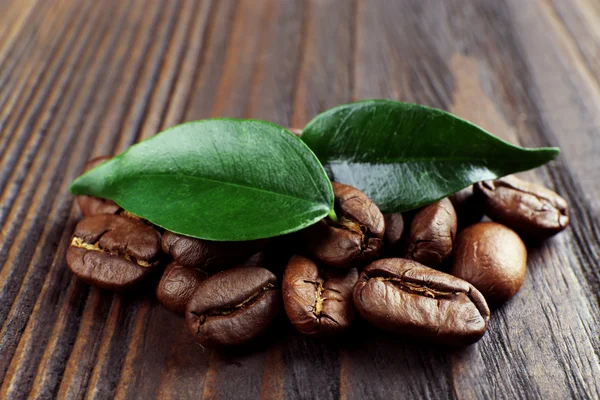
122, 172, 329, 209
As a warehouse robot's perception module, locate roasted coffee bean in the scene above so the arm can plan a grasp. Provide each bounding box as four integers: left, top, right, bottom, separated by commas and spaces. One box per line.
158, 252, 267, 316
474, 175, 569, 238
449, 186, 484, 230
239, 251, 266, 268
300, 182, 384, 268
157, 262, 207, 315
406, 198, 457, 268
282, 255, 358, 336
162, 231, 269, 270
186, 267, 280, 347
353, 258, 490, 346
450, 222, 527, 308
383, 213, 404, 254
66, 214, 162, 291
76, 156, 122, 217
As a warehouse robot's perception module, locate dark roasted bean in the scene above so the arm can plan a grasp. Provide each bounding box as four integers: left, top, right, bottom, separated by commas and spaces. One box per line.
186, 267, 280, 347
353, 258, 490, 346
450, 222, 527, 308
449, 186, 484, 230
156, 262, 207, 315
406, 198, 457, 268
238, 251, 266, 268
474, 175, 569, 238
282, 255, 358, 336
300, 182, 384, 268
383, 213, 405, 254
66, 214, 162, 291
161, 231, 268, 270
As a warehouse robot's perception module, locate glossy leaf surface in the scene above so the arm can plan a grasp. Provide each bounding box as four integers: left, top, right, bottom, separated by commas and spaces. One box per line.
71, 119, 334, 241
301, 100, 560, 212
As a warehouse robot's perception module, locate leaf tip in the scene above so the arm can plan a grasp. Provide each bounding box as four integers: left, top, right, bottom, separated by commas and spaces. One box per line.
69, 168, 104, 197
69, 177, 84, 195
548, 146, 561, 156
536, 146, 561, 162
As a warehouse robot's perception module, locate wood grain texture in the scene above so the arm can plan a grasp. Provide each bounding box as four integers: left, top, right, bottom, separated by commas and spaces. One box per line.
0, 1, 599, 399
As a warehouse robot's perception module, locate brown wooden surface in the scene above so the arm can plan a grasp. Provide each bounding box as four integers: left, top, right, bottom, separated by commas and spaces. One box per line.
1, 0, 599, 399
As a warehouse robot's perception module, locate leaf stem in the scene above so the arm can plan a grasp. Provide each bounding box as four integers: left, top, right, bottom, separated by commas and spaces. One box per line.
328, 209, 338, 223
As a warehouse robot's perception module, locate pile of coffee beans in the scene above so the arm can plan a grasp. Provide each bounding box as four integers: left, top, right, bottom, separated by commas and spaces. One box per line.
67, 156, 570, 348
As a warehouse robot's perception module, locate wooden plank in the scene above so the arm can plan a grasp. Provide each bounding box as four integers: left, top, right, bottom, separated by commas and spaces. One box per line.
0, 0, 114, 384
283, 1, 355, 399
0, 0, 55, 147
183, 0, 238, 122
291, 0, 354, 127
0, 1, 144, 397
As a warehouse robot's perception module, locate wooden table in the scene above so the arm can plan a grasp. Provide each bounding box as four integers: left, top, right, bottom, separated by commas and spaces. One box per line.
1, 1, 599, 399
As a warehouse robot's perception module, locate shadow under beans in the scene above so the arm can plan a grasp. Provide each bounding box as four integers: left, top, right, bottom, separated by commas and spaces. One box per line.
340, 316, 463, 353
197, 309, 475, 362
339, 320, 460, 400
521, 234, 555, 253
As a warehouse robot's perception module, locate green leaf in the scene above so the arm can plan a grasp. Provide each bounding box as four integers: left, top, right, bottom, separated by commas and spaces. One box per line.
70, 119, 334, 241
301, 100, 560, 213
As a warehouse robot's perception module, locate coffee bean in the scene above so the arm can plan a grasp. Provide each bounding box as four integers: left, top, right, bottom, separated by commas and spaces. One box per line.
449, 186, 484, 230
406, 198, 457, 268
186, 267, 280, 347
162, 231, 269, 270
76, 157, 122, 217
353, 258, 490, 346
383, 213, 404, 254
282, 255, 358, 336
450, 222, 527, 308
156, 262, 207, 315
66, 214, 162, 291
300, 182, 384, 268
474, 175, 569, 238
239, 251, 266, 268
